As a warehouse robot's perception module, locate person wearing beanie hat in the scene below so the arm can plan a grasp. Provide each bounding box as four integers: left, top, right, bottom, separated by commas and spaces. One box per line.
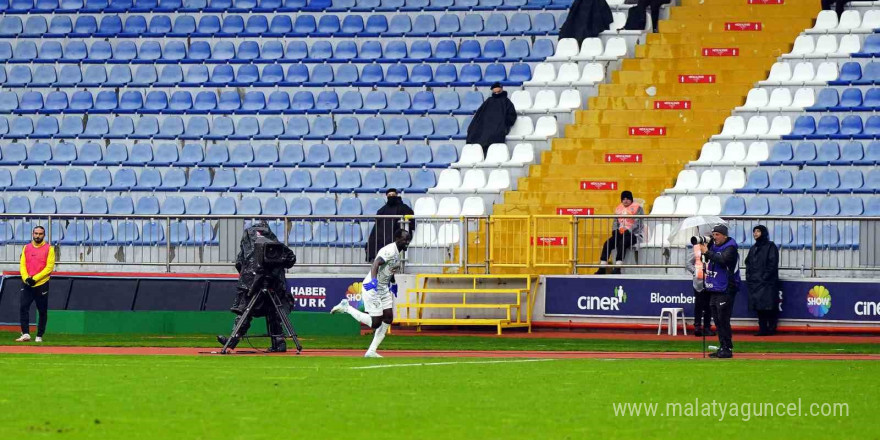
598, 190, 644, 274
465, 82, 517, 156
697, 223, 741, 358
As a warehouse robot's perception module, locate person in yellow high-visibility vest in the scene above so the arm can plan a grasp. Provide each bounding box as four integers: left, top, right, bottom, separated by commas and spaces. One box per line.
16, 225, 56, 343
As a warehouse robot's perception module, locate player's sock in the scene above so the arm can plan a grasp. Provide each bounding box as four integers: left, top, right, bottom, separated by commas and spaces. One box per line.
345, 307, 372, 327
367, 323, 389, 354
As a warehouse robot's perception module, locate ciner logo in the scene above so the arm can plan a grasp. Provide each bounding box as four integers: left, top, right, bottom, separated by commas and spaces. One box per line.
807, 285, 831, 318
854, 301, 880, 316
578, 286, 626, 311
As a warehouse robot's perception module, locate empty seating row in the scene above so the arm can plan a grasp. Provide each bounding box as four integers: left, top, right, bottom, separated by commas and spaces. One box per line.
761, 140, 880, 166
785, 114, 880, 140
412, 195, 485, 216
524, 62, 606, 86
807, 9, 880, 33
451, 142, 534, 167
713, 115, 793, 140
758, 61, 840, 86
0, 0, 325, 14
0, 114, 473, 141
722, 195, 878, 217
510, 89, 581, 113
0, 89, 491, 116
692, 141, 770, 166
0, 194, 417, 216
0, 38, 554, 64
427, 168, 511, 193
807, 87, 880, 111
828, 61, 880, 85
666, 169, 746, 194
545, 37, 628, 61
728, 222, 860, 249
781, 34, 860, 58
736, 87, 816, 112
737, 168, 880, 194
0, 0, 594, 15
855, 34, 880, 57
0, 142, 460, 168
0, 166, 440, 192
0, 12, 565, 38
649, 194, 724, 216
0, 62, 533, 88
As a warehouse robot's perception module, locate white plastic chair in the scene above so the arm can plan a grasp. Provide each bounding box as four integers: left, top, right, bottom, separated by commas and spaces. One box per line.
547, 38, 579, 61
783, 35, 815, 58
811, 62, 839, 84
572, 38, 603, 60
695, 170, 722, 193
557, 90, 581, 111
435, 223, 461, 246
461, 197, 485, 216
811, 34, 838, 57
478, 169, 510, 193
766, 88, 793, 109
767, 116, 792, 137
528, 116, 558, 139
524, 63, 555, 86
744, 116, 770, 137
510, 90, 532, 111
720, 169, 746, 192
552, 62, 580, 85
649, 196, 675, 215
697, 196, 722, 215
738, 88, 768, 110
482, 143, 510, 166
506, 117, 534, 140
505, 143, 534, 166
411, 223, 437, 246
760, 62, 792, 85
531, 90, 558, 111
715, 116, 746, 139
453, 169, 486, 193
718, 142, 746, 165
452, 144, 484, 167
428, 169, 462, 193
436, 197, 462, 216
788, 88, 816, 110
645, 223, 672, 248
598, 37, 627, 60
790, 62, 816, 82
807, 10, 838, 33
833, 34, 861, 57
413, 197, 437, 215
743, 141, 769, 164
695, 142, 723, 164
859, 10, 880, 32
674, 196, 699, 215
573, 62, 605, 86
836, 10, 860, 31
667, 170, 699, 193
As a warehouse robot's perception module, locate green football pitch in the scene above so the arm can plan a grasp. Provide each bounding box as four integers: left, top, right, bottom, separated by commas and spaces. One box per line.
0, 333, 877, 440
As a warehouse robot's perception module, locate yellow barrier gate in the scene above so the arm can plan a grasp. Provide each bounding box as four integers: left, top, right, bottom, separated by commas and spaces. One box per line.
395, 274, 538, 334
488, 215, 531, 270
531, 215, 574, 270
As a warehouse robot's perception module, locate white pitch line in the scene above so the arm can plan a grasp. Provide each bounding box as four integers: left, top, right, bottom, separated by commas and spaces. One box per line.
350, 359, 556, 370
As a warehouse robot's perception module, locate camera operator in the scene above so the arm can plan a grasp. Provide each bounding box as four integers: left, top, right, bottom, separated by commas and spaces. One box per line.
218, 221, 296, 352
697, 224, 741, 359
685, 241, 713, 338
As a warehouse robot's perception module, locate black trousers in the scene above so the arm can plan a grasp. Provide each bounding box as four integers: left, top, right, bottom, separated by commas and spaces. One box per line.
757, 309, 778, 334
693, 289, 712, 330
710, 291, 735, 351
600, 230, 635, 262
821, 0, 849, 18
637, 0, 664, 32
20, 283, 49, 337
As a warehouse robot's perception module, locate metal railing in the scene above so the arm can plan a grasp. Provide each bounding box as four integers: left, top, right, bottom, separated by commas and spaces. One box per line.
1, 213, 877, 278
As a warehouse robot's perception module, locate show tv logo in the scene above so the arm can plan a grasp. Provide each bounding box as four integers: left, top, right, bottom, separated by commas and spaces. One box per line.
344, 282, 363, 310
577, 286, 626, 311
807, 285, 831, 318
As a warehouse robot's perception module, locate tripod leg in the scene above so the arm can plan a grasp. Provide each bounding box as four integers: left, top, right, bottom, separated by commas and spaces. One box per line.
270, 293, 303, 354
221, 292, 260, 354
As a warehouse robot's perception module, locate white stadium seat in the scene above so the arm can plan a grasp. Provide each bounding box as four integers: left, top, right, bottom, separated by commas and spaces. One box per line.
428, 169, 461, 193
573, 63, 605, 86
482, 143, 510, 166
510, 90, 533, 111
667, 170, 699, 194
479, 169, 511, 193
529, 116, 558, 139
552, 62, 581, 86
454, 169, 487, 193
411, 223, 437, 246
452, 144, 484, 168
695, 142, 723, 165
720, 169, 746, 192
744, 116, 769, 137
811, 62, 839, 85
790, 62, 815, 82
558, 90, 582, 110
697, 196, 722, 215
837, 10, 861, 31
531, 90, 558, 111
505, 143, 535, 167
414, 197, 437, 216
435, 223, 461, 246
834, 34, 861, 56
523, 63, 555, 86
743, 141, 769, 164
718, 142, 746, 165
806, 10, 838, 33
506, 116, 534, 140
650, 196, 675, 215
767, 116, 792, 137
758, 62, 792, 85
714, 116, 746, 139
598, 37, 627, 60
766, 88, 793, 109
547, 38, 579, 61
674, 196, 699, 216
436, 197, 462, 216
782, 35, 814, 58
461, 196, 486, 216
738, 88, 768, 110
860, 10, 880, 32
695, 170, 722, 193
572, 38, 603, 60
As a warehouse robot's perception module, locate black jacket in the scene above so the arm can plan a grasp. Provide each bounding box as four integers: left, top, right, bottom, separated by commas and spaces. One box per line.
703, 237, 740, 294
745, 225, 779, 311
559, 0, 614, 44
465, 91, 517, 151
365, 198, 414, 262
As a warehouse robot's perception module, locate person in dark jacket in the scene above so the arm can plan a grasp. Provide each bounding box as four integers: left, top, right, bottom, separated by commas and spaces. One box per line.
366, 188, 415, 262
559, 0, 614, 43
698, 224, 741, 359
745, 225, 780, 336
465, 83, 518, 155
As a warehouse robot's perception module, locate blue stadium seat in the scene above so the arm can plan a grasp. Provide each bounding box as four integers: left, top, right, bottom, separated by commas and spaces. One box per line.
327, 143, 356, 166
808, 141, 840, 166
9, 169, 36, 191
233, 168, 261, 192
261, 169, 287, 191
793, 197, 817, 216
812, 169, 841, 193
784, 170, 816, 194
411, 168, 436, 190
837, 169, 864, 193
134, 168, 162, 191
279, 143, 305, 166
745, 196, 769, 215
738, 169, 770, 193
7, 196, 31, 214
207, 168, 236, 191
361, 169, 387, 192
110, 196, 135, 215
287, 169, 312, 191
336, 168, 362, 192
136, 221, 165, 245
312, 169, 337, 191
289, 197, 312, 215
867, 198, 880, 215
364, 197, 385, 214
182, 168, 211, 191
768, 196, 793, 216
339, 197, 363, 215
32, 196, 56, 215
134, 196, 160, 215
23, 142, 51, 165
59, 168, 86, 191
33, 168, 61, 192
238, 196, 262, 215
313, 197, 337, 215
109, 168, 137, 191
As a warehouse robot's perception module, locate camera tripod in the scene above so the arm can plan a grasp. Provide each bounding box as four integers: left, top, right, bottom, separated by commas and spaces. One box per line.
220, 273, 303, 355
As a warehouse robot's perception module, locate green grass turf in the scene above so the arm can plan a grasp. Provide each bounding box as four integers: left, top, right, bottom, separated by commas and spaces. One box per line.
0, 354, 874, 439
1, 331, 879, 354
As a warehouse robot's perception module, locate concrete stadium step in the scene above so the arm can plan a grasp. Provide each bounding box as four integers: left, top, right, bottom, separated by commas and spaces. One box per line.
563, 124, 719, 139
660, 18, 816, 34
588, 96, 745, 111
619, 57, 776, 71
635, 45, 788, 58
612, 70, 768, 85
574, 109, 731, 125
502, 191, 665, 208
549, 137, 720, 151
541, 149, 697, 166
525, 163, 682, 178
670, 5, 823, 19
596, 83, 758, 97
645, 33, 801, 46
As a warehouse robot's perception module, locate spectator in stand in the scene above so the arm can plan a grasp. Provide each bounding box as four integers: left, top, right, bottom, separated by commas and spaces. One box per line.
365, 189, 415, 263
622, 0, 670, 33
465, 82, 517, 156
745, 225, 780, 336
559, 0, 614, 44
598, 191, 644, 274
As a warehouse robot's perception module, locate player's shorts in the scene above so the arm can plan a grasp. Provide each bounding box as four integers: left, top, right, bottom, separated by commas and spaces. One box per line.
362, 285, 393, 316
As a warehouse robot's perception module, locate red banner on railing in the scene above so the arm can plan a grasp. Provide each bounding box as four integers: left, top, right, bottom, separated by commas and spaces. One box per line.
725, 22, 763, 31
702, 48, 739, 57
580, 181, 618, 191
654, 100, 692, 110
747, 0, 782, 4
604, 154, 643, 163
628, 127, 666, 136
531, 236, 568, 246
556, 207, 595, 216
678, 74, 716, 84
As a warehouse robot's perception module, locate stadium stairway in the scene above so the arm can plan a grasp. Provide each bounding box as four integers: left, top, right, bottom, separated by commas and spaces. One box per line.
473, 0, 821, 274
